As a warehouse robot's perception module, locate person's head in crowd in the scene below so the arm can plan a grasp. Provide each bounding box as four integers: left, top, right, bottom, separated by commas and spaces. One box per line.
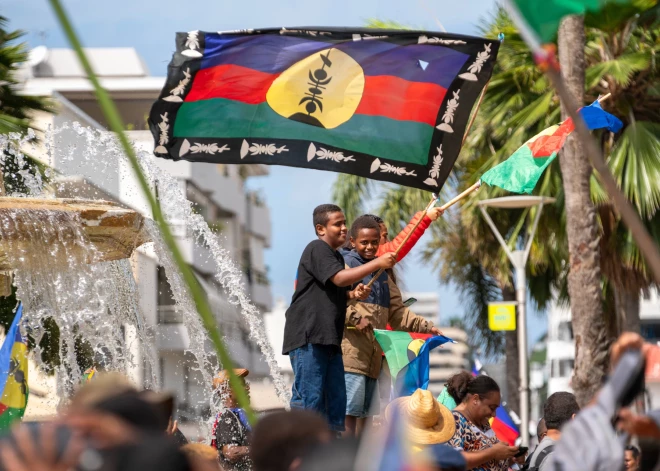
250, 410, 331, 471
624, 445, 641, 471
312, 204, 346, 249
182, 443, 223, 470
213, 368, 250, 409
365, 214, 388, 244
68, 371, 137, 410
544, 392, 580, 434
442, 371, 474, 409
385, 389, 456, 446
297, 437, 360, 471
537, 417, 547, 442
452, 374, 501, 425
348, 215, 381, 259
67, 372, 174, 433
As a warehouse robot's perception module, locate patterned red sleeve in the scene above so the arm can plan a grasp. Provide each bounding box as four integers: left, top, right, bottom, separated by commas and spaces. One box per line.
376, 211, 432, 261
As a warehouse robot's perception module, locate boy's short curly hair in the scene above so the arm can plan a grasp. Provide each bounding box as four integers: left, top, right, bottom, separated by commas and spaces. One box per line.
313, 204, 343, 233
350, 215, 381, 239
544, 392, 580, 430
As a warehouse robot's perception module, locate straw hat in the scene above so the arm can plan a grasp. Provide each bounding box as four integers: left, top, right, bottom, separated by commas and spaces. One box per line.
385, 389, 456, 445
212, 368, 249, 389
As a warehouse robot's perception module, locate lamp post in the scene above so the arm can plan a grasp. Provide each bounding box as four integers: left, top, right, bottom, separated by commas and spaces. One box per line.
478, 195, 555, 447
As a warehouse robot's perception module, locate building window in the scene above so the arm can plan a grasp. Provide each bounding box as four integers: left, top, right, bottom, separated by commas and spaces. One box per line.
557, 322, 573, 342
157, 267, 182, 323
551, 359, 574, 378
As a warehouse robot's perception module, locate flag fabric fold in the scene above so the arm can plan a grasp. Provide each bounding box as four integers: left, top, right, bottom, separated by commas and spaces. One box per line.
481, 100, 623, 194
0, 304, 28, 430
150, 27, 499, 191
373, 330, 454, 397
490, 405, 520, 446
510, 0, 635, 43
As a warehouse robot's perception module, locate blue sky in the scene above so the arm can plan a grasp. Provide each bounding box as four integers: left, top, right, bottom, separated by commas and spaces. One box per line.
4, 0, 547, 345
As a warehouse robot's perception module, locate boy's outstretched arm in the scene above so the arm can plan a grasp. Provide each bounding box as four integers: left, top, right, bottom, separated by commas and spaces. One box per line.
330, 253, 397, 287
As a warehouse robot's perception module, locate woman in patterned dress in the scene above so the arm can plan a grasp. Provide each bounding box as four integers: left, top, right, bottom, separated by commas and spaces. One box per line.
447, 375, 520, 471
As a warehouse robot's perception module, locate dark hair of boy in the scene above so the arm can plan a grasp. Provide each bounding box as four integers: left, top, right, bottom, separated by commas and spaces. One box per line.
250, 410, 331, 471
543, 392, 580, 430
349, 215, 381, 240
313, 204, 342, 234
364, 214, 384, 224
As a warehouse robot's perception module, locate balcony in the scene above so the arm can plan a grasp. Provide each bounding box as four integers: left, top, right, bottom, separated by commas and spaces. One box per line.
156, 306, 190, 351
248, 198, 271, 246
251, 280, 273, 311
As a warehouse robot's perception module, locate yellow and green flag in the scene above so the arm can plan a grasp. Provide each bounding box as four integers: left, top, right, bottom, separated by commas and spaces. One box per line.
0, 304, 28, 430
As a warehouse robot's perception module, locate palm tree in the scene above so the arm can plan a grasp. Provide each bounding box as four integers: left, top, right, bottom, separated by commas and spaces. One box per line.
334, 8, 660, 408
0, 16, 52, 194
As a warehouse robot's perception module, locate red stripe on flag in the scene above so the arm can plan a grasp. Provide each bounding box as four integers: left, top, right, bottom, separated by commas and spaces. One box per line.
529, 119, 575, 158
185, 65, 445, 126
356, 75, 446, 126
185, 64, 278, 104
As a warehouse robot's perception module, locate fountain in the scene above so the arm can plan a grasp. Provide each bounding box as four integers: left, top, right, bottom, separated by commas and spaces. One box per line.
0, 126, 287, 431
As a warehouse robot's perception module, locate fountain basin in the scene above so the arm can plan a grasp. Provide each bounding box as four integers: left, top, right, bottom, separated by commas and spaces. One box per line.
0, 197, 150, 271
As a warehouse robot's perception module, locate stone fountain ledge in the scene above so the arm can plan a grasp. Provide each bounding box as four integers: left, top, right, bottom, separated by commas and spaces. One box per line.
0, 197, 151, 272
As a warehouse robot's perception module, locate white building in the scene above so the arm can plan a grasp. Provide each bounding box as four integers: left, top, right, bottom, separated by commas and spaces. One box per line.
18, 47, 276, 424
405, 292, 470, 397
546, 289, 660, 408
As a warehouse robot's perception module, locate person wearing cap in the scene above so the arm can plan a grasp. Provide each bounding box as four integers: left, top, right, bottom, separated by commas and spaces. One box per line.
385, 389, 456, 449
210, 368, 252, 471
446, 375, 519, 471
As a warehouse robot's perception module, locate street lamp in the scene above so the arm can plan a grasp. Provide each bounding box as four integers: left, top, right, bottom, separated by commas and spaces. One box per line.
478, 195, 556, 447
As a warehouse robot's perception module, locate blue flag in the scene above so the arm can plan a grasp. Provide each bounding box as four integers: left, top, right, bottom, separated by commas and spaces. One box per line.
394, 335, 454, 397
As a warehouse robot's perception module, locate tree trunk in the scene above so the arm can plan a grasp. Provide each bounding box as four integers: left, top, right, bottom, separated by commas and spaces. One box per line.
558, 16, 610, 407
614, 288, 641, 334
503, 286, 520, 416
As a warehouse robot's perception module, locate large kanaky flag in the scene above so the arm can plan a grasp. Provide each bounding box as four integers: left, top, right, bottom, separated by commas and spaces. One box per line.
149, 27, 499, 191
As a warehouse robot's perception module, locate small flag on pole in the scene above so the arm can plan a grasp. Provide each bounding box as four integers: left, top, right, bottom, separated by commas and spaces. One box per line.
0, 304, 28, 431
481, 100, 623, 194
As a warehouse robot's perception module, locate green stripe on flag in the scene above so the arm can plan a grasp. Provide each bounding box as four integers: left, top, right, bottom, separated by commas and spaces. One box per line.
481, 146, 556, 194
174, 98, 434, 165
0, 405, 26, 431
374, 330, 421, 381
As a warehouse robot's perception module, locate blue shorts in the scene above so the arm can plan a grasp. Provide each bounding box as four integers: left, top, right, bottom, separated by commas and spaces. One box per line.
345, 372, 380, 418
289, 344, 347, 432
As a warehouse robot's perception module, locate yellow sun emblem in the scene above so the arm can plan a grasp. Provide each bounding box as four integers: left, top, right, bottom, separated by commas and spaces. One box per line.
266, 48, 365, 129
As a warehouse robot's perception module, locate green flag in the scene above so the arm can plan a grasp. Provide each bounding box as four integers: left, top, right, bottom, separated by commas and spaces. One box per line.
511, 0, 634, 43
373, 330, 432, 381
